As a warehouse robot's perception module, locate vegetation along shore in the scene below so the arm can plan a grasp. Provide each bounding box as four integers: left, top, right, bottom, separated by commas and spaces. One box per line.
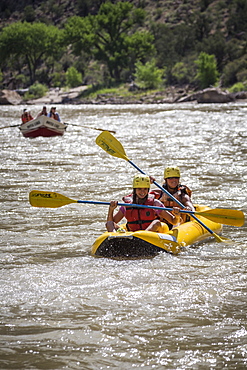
0, 0, 247, 104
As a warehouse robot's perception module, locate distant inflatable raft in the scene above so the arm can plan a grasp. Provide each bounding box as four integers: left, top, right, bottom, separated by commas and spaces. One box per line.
92, 205, 223, 258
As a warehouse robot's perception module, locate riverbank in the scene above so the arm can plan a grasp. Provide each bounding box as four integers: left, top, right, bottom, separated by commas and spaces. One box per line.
1, 85, 247, 105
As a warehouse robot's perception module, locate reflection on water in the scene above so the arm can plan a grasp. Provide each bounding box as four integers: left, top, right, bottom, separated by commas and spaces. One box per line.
0, 103, 247, 369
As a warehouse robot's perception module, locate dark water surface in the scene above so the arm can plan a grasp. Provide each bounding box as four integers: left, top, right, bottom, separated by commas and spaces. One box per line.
0, 103, 246, 369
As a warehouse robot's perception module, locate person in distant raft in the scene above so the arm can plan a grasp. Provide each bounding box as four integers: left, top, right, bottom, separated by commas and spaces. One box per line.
21, 109, 33, 124
106, 174, 181, 233
37, 106, 48, 117
150, 166, 195, 226
48, 107, 61, 122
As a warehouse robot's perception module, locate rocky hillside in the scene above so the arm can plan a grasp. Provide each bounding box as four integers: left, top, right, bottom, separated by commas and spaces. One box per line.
0, 0, 235, 34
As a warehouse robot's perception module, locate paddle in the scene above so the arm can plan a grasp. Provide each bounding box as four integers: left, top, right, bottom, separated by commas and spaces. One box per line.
95, 131, 239, 242
28, 190, 244, 226
0, 124, 21, 130
65, 123, 116, 134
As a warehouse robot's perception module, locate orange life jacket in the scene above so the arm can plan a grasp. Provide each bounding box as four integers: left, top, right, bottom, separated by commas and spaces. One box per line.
150, 185, 192, 227
123, 194, 157, 232
150, 185, 192, 208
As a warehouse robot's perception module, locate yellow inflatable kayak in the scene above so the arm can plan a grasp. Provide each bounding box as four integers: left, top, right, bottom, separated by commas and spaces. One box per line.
91, 205, 223, 258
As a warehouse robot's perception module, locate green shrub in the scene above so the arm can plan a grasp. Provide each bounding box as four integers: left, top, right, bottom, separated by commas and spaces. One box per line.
195, 52, 219, 89
134, 60, 165, 89
52, 72, 66, 88
16, 74, 26, 85
29, 83, 48, 97
24, 83, 48, 100
65, 67, 83, 88
228, 82, 247, 93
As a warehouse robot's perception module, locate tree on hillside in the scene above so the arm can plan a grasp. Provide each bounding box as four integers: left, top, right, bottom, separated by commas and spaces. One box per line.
151, 22, 197, 84
227, 0, 247, 36
198, 32, 226, 73
0, 22, 64, 86
64, 1, 155, 82
63, 15, 95, 55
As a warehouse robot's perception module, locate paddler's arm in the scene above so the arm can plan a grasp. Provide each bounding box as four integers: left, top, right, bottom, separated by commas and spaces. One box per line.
182, 194, 195, 212
106, 201, 125, 232
106, 201, 124, 224
159, 206, 181, 226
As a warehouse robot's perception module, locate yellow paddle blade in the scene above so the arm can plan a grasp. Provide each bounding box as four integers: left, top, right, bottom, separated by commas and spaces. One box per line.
29, 190, 77, 208
96, 131, 129, 161
198, 208, 245, 227
212, 233, 232, 243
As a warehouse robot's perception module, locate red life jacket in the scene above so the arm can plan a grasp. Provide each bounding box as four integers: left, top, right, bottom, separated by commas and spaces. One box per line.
21, 113, 33, 124
123, 194, 156, 231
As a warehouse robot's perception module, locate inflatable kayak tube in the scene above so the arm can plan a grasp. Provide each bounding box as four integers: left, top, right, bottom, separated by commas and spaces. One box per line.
91, 205, 223, 258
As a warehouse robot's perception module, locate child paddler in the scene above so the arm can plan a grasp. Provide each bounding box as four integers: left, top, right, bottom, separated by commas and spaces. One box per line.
106, 174, 181, 233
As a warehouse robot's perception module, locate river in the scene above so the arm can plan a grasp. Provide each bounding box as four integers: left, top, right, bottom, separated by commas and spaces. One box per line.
0, 103, 246, 369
